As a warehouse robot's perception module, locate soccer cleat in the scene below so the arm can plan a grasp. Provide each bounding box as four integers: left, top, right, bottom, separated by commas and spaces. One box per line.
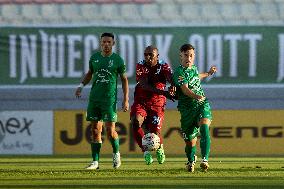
186, 161, 195, 172
85, 161, 99, 170
113, 152, 121, 169
186, 155, 197, 172
200, 158, 209, 172
156, 145, 166, 164
144, 151, 153, 165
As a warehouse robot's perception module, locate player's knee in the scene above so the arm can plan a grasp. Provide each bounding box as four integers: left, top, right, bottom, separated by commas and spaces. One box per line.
106, 127, 117, 138
92, 127, 102, 136
199, 118, 211, 126
185, 138, 197, 147
91, 128, 102, 142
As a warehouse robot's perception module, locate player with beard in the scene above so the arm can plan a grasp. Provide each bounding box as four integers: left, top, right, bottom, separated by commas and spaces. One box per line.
130, 45, 175, 165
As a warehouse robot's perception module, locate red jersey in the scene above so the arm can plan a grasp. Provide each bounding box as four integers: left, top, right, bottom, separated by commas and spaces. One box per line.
133, 60, 173, 107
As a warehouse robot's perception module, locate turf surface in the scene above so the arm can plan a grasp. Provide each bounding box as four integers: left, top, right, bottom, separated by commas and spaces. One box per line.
0, 156, 284, 188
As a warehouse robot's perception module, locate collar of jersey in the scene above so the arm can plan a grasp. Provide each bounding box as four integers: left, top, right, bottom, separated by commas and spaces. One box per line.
180, 64, 194, 70
100, 52, 113, 57
141, 59, 165, 65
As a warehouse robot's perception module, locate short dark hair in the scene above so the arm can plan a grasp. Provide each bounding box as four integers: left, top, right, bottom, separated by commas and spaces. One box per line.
180, 44, 195, 52
101, 32, 114, 39
145, 45, 158, 52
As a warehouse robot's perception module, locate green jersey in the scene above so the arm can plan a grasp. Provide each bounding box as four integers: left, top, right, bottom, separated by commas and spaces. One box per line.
88, 52, 126, 105
173, 64, 205, 108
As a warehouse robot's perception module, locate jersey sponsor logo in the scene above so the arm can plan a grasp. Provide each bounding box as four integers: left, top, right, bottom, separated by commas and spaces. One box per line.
137, 67, 149, 76
96, 74, 109, 84
95, 69, 112, 84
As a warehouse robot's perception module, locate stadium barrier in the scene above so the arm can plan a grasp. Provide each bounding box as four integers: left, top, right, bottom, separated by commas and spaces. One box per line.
53, 110, 284, 156
1, 110, 283, 156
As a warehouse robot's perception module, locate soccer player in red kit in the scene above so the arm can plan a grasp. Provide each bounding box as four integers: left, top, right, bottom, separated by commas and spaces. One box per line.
130, 45, 175, 165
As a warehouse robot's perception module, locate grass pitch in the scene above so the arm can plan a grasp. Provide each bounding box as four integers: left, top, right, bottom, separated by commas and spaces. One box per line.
0, 156, 284, 189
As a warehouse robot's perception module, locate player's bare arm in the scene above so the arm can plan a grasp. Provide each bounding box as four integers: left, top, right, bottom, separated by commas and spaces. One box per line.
75, 69, 93, 98
180, 83, 205, 101
120, 73, 129, 112
199, 66, 217, 80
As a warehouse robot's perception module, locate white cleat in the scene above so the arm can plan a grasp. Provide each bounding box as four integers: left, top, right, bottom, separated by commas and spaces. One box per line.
200, 159, 209, 172
85, 161, 99, 170
186, 161, 195, 172
113, 152, 121, 169
186, 155, 197, 172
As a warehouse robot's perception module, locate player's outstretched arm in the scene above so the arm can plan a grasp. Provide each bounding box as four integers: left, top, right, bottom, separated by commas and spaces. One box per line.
75, 70, 92, 98
199, 66, 217, 80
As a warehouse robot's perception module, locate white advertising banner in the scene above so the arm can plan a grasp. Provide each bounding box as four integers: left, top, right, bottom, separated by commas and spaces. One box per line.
0, 111, 53, 155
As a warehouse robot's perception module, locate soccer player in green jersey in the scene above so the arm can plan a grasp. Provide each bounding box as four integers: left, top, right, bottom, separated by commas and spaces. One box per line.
75, 33, 129, 170
173, 44, 217, 172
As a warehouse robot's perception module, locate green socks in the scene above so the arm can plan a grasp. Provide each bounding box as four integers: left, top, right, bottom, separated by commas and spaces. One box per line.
91, 142, 102, 161
185, 145, 196, 162
200, 124, 211, 160
91, 138, 119, 161
184, 124, 210, 162
110, 138, 120, 153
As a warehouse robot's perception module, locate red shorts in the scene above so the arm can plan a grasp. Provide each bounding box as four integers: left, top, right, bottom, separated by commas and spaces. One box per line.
130, 102, 165, 134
